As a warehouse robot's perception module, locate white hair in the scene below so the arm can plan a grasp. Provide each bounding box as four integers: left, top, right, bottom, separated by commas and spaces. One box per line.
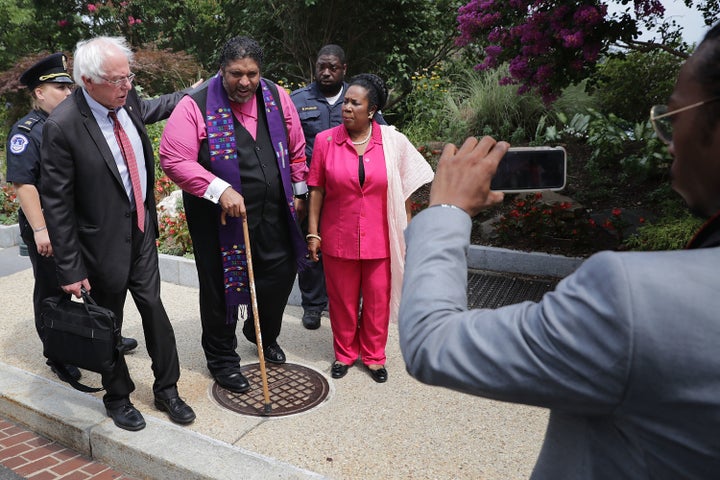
73, 36, 134, 85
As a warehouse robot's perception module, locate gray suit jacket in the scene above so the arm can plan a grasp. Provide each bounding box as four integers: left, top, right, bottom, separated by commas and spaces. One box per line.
399, 206, 720, 479
41, 88, 184, 291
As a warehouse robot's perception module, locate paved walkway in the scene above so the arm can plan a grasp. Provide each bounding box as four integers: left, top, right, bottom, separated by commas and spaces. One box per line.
0, 245, 567, 479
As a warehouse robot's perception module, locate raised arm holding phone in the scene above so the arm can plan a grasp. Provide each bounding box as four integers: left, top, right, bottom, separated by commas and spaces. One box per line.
400, 23, 720, 479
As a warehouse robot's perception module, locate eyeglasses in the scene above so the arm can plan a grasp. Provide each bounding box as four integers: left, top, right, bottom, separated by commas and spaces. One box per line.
101, 73, 136, 87
650, 97, 720, 144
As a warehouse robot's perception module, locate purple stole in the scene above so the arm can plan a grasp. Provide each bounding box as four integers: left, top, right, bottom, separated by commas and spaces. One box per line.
205, 73, 307, 324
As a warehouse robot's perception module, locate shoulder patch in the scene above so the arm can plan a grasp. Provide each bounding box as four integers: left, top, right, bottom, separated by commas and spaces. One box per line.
17, 116, 41, 132
9, 134, 30, 154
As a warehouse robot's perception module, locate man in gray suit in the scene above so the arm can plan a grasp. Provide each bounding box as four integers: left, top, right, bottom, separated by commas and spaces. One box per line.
41, 36, 197, 431
399, 24, 720, 479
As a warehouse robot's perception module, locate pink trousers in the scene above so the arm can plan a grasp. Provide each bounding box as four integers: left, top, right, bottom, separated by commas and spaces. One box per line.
323, 254, 391, 366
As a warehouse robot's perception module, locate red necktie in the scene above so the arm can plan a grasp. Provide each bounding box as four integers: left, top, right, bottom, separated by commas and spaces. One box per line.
108, 111, 145, 232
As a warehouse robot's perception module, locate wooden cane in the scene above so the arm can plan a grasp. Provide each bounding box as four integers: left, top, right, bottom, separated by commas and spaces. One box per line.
222, 211, 272, 414
241, 216, 272, 414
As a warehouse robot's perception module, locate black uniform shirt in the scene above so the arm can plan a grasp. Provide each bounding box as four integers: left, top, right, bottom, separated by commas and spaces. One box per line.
6, 109, 48, 186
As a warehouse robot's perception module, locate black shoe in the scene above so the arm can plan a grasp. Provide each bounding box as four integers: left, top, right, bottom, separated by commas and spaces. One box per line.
47, 360, 81, 383
302, 310, 321, 330
106, 403, 146, 431
214, 372, 251, 393
368, 366, 388, 383
118, 336, 138, 353
331, 361, 349, 379
154, 396, 196, 425
242, 323, 256, 345
264, 343, 286, 364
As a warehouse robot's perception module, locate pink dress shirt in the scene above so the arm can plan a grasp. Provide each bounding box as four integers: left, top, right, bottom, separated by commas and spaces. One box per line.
308, 123, 390, 260
159, 80, 307, 200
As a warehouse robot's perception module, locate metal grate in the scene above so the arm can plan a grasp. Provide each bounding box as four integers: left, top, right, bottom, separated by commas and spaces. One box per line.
467, 270, 559, 309
212, 363, 330, 417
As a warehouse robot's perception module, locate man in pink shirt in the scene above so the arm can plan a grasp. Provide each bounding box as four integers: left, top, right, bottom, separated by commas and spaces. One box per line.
160, 36, 309, 393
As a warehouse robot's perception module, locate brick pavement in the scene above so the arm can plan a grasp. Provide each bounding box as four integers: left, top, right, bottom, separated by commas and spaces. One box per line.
0, 417, 137, 480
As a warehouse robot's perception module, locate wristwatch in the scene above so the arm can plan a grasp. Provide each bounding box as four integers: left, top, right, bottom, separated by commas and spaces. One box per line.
294, 192, 309, 200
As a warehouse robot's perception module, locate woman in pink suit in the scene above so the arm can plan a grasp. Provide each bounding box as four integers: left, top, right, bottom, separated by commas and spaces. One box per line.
306, 74, 433, 383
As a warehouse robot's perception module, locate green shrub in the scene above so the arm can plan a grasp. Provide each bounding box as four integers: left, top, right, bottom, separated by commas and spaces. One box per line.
400, 63, 454, 145
624, 213, 704, 251
0, 184, 19, 225
443, 66, 546, 144
550, 80, 598, 118
584, 109, 671, 182
156, 196, 193, 258
146, 119, 168, 181
589, 50, 685, 123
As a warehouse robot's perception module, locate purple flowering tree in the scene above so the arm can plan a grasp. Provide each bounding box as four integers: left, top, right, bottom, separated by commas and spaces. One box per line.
457, 0, 716, 101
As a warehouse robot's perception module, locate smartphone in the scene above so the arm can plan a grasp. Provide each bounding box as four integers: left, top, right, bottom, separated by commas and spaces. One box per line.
490, 146, 567, 193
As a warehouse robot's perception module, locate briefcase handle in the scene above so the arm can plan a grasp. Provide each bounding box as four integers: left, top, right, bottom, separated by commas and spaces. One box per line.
80, 286, 99, 306
78, 287, 120, 336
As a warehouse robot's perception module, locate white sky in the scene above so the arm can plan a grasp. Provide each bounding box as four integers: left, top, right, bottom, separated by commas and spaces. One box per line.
607, 1, 713, 46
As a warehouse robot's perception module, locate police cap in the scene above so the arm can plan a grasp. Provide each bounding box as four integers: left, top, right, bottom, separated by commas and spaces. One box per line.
19, 53, 73, 90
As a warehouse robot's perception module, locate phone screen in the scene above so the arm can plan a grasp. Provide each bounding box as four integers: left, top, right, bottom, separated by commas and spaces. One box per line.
490, 147, 567, 193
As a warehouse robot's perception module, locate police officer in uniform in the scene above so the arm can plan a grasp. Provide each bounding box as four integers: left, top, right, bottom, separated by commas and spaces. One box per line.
6, 53, 137, 384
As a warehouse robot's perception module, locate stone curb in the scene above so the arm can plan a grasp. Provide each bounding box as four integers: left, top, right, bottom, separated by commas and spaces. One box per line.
0, 224, 20, 248
2, 223, 584, 287
467, 244, 584, 278
158, 245, 584, 295
0, 362, 325, 480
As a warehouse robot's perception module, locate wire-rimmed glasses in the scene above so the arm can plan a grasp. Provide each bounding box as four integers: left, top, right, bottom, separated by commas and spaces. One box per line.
650, 97, 720, 144
101, 73, 136, 87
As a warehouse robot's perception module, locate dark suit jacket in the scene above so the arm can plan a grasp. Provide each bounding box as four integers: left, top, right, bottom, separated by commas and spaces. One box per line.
41, 88, 182, 291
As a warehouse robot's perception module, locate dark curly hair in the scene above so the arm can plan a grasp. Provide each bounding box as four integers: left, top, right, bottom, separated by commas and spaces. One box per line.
349, 73, 388, 114
220, 36, 263, 70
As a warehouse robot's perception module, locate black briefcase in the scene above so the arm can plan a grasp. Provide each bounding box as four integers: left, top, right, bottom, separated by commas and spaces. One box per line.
40, 288, 121, 378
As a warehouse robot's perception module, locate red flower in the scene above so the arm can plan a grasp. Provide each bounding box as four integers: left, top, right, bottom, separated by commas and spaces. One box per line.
612, 208, 622, 217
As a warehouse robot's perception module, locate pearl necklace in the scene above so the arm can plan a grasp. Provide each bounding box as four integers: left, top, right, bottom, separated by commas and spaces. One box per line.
351, 125, 372, 145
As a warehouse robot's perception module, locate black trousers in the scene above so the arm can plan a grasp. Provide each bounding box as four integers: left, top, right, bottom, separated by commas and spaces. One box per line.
185, 193, 297, 376
90, 212, 180, 409
19, 213, 68, 342
298, 215, 328, 312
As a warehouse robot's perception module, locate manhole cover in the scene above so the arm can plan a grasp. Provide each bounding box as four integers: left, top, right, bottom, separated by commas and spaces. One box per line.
211, 363, 330, 417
